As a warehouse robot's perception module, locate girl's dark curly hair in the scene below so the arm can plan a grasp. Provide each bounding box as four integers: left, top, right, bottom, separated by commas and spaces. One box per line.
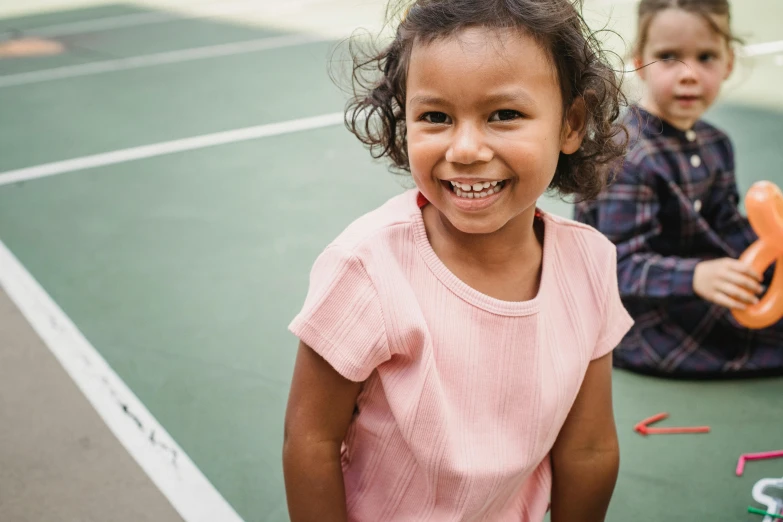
345, 0, 628, 202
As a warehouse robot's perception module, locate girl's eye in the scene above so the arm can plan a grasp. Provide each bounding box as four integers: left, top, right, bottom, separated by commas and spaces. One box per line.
657, 52, 676, 61
421, 112, 451, 124
699, 52, 717, 63
489, 110, 522, 122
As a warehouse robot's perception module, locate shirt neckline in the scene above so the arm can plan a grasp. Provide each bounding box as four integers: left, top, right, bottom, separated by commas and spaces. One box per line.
634, 105, 699, 141
410, 191, 549, 316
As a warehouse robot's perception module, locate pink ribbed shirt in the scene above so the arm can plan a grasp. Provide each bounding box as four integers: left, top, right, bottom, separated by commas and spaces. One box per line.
289, 190, 633, 521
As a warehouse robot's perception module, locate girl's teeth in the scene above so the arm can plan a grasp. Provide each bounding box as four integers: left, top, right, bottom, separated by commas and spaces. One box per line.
451, 182, 504, 199
451, 181, 503, 191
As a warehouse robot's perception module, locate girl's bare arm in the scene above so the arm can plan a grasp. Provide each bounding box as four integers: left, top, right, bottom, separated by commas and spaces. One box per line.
283, 341, 362, 522
550, 352, 620, 522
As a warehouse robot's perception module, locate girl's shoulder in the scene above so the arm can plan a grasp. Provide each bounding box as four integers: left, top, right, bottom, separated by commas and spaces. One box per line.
692, 119, 733, 148
541, 211, 618, 272
326, 189, 420, 256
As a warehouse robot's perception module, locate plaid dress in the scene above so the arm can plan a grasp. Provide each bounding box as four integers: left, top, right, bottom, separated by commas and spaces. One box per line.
574, 106, 783, 378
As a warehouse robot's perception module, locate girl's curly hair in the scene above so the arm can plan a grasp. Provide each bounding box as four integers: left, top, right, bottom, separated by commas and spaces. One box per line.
344, 0, 629, 202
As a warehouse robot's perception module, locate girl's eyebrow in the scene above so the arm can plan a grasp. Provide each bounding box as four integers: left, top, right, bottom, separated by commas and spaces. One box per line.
408, 94, 451, 107
409, 91, 534, 107
649, 41, 723, 52
482, 90, 535, 106
651, 46, 722, 57
647, 42, 678, 51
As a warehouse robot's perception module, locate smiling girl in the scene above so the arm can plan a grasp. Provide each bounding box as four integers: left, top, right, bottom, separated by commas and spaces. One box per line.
283, 1, 633, 520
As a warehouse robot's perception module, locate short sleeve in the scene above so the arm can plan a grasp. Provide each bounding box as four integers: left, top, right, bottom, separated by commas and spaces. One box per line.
593, 246, 635, 360
288, 246, 390, 382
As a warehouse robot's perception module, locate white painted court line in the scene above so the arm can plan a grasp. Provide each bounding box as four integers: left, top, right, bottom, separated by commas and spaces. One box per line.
26, 0, 333, 37
0, 239, 245, 522
0, 33, 330, 88
744, 40, 783, 57
0, 112, 345, 186
26, 10, 183, 36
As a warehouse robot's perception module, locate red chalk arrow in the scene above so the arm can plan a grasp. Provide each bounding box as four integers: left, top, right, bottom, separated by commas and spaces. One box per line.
634, 412, 710, 436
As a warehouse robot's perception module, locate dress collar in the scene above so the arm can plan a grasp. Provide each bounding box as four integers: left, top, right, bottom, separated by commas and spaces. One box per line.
633, 105, 698, 142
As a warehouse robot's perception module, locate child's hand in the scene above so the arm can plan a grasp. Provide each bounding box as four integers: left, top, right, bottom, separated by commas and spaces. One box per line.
693, 258, 763, 310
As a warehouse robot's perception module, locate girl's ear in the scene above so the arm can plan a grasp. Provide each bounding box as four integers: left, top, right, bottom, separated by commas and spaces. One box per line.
724, 45, 735, 79
633, 54, 647, 81
561, 96, 587, 155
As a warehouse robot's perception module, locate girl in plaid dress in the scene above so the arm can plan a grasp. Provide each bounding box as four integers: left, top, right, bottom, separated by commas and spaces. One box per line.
575, 0, 783, 378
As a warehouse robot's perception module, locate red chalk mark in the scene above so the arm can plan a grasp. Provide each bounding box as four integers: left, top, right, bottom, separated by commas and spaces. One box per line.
634, 412, 710, 436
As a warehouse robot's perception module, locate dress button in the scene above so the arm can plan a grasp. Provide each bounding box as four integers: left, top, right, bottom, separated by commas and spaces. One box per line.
694, 199, 702, 212
690, 155, 702, 168
685, 130, 697, 142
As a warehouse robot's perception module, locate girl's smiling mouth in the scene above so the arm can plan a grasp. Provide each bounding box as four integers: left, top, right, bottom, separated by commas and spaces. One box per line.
439, 178, 510, 211
442, 179, 508, 199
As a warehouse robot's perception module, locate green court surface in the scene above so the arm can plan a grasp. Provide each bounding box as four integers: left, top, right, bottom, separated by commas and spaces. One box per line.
0, 2, 782, 521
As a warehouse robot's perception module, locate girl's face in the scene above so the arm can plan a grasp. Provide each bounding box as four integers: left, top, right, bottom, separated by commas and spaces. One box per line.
635, 8, 734, 130
405, 27, 584, 236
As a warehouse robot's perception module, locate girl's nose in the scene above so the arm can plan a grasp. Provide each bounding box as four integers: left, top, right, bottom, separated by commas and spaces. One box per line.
677, 61, 699, 84
445, 123, 493, 164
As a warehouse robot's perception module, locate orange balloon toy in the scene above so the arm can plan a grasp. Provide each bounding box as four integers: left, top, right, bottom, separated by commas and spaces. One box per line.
732, 181, 783, 329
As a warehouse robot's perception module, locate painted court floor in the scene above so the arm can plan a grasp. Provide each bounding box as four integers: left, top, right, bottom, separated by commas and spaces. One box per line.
0, 1, 782, 521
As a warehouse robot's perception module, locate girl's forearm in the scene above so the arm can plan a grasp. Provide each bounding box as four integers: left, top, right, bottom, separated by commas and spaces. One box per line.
283, 440, 348, 522
550, 447, 620, 522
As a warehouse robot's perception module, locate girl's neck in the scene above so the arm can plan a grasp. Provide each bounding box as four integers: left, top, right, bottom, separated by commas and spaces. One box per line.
422, 201, 544, 274
639, 97, 702, 131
